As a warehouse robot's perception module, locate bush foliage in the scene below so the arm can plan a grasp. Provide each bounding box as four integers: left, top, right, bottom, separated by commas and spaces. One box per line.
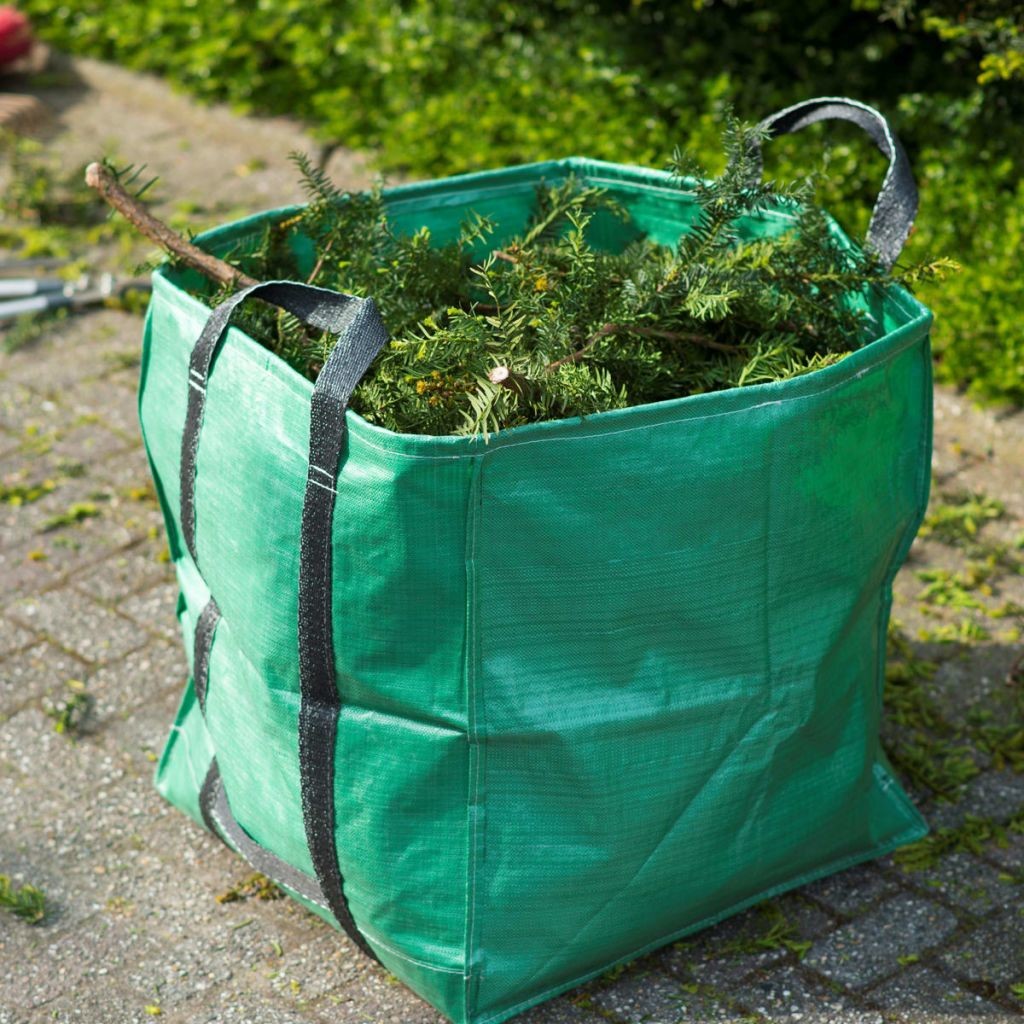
21, 0, 1024, 402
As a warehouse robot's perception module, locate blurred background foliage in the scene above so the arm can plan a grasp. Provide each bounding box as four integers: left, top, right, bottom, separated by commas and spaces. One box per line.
19, 0, 1024, 402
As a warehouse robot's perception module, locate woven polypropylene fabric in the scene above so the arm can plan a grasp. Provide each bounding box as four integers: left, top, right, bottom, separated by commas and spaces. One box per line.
145, 158, 931, 1024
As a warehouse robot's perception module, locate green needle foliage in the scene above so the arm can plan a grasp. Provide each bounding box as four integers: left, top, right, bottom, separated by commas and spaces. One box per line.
204, 119, 945, 437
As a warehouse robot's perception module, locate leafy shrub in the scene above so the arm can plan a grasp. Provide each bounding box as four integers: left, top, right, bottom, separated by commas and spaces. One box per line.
19, 0, 1024, 402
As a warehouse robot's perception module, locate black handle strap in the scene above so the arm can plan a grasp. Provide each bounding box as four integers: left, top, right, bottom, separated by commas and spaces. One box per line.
199, 758, 337, 920
749, 96, 918, 269
297, 290, 387, 965
180, 280, 389, 963
179, 279, 388, 565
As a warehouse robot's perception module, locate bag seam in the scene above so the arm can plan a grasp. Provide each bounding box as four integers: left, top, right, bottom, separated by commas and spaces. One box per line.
873, 337, 933, 712
464, 455, 485, 1016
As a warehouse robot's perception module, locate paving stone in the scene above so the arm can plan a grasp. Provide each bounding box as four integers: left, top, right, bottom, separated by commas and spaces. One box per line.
0, 613, 35, 658
3, 311, 149, 393
5, 421, 135, 483
515, 998, 610, 1023
0, 380, 41, 434
61, 371, 142, 441
182, 994, 338, 1024
251, 930, 361, 1006
99, 683, 184, 769
940, 910, 1024, 988
803, 865, 899, 918
85, 445, 160, 495
0, 915, 164, 1012
22, 983, 161, 1024
803, 895, 959, 990
776, 892, 838, 940
8, 588, 147, 665
75, 542, 173, 604
925, 769, 1024, 835
656, 898, 829, 993
0, 513, 141, 601
85, 640, 184, 723
929, 645, 1023, 725
985, 832, 1024, 874
0, 641, 87, 717
963, 772, 1024, 823
300, 966, 446, 1024
116, 581, 181, 641
733, 963, 884, 1023
0, 470, 111, 554
588, 969, 751, 1022
183, 1004, 327, 1024
909, 852, 1021, 916
0, 723, 150, 866
868, 964, 1018, 1021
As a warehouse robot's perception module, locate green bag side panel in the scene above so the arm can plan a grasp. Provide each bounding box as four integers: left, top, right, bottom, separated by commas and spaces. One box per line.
463, 327, 931, 1022
142, 275, 473, 983
143, 158, 934, 1024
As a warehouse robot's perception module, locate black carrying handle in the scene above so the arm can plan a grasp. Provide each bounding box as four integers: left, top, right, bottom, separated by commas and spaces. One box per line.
180, 279, 389, 963
180, 279, 389, 565
749, 97, 918, 269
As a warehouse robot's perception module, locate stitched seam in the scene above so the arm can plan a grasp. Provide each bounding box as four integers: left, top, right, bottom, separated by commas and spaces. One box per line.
464, 455, 484, 1013
361, 933, 465, 975
309, 478, 338, 495
873, 342, 932, 712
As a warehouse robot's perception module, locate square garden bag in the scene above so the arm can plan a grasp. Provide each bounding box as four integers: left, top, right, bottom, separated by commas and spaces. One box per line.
144, 97, 931, 1024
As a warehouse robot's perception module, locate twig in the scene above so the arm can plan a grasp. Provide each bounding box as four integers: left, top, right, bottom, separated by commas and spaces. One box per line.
84, 162, 257, 289
487, 365, 533, 397
546, 322, 738, 372
306, 238, 334, 286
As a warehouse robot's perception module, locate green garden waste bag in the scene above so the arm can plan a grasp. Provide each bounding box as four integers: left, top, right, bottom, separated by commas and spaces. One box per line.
144, 98, 931, 1024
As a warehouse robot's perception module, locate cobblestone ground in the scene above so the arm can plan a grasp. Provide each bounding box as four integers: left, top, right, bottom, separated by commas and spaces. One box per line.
2, 55, 1023, 1024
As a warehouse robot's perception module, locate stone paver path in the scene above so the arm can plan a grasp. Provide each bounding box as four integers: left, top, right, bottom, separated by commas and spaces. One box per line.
2, 54, 1023, 1024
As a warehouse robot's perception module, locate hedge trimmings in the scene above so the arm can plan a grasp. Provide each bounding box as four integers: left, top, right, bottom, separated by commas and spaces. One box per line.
89, 119, 950, 437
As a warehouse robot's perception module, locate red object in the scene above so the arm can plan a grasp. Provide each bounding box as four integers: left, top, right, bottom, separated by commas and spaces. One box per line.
0, 7, 33, 68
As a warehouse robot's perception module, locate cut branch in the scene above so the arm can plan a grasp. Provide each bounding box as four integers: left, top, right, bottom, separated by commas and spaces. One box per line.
487, 365, 534, 398
545, 322, 738, 373
85, 162, 257, 289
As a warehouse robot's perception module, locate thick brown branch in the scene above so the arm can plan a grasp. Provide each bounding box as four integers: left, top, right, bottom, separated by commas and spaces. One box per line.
84, 162, 257, 289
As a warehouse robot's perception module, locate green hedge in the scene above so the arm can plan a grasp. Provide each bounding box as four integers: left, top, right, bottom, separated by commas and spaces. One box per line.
21, 0, 1024, 402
